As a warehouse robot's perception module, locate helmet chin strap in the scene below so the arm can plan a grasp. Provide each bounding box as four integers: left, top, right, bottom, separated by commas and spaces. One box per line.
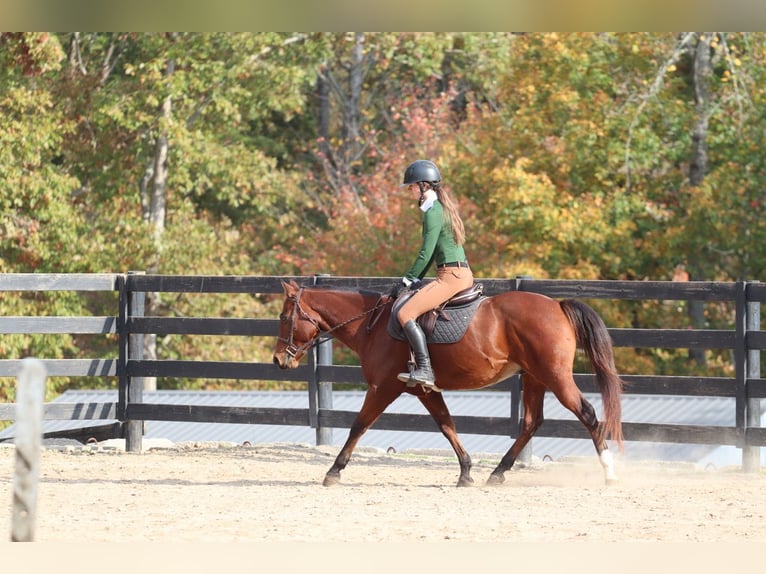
417, 181, 427, 205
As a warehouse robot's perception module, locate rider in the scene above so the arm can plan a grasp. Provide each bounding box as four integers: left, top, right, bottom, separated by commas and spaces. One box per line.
396, 159, 474, 391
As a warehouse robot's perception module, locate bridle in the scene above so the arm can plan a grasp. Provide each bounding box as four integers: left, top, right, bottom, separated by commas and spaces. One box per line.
277, 287, 390, 361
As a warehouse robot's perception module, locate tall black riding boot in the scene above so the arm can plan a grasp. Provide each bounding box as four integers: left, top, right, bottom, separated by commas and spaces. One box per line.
397, 320, 438, 390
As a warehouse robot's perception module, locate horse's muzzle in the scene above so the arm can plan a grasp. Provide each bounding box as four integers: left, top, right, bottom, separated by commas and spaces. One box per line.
273, 354, 287, 369
273, 353, 295, 370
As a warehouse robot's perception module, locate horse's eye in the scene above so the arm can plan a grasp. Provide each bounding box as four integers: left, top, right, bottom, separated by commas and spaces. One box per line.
279, 314, 288, 322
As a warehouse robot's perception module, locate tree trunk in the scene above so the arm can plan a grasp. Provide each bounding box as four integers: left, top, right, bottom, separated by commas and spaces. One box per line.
316, 62, 332, 168
338, 32, 364, 207
689, 34, 711, 188
343, 32, 364, 161
314, 34, 366, 207
141, 57, 175, 391
687, 33, 712, 367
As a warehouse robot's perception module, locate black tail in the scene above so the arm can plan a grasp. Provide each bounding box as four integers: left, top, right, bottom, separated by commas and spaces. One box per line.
559, 299, 624, 449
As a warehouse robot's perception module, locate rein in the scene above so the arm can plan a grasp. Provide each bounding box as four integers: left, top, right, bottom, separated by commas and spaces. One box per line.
278, 287, 391, 360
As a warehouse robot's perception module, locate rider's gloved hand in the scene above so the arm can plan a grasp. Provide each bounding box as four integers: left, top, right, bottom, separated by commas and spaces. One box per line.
391, 277, 420, 299
402, 277, 422, 291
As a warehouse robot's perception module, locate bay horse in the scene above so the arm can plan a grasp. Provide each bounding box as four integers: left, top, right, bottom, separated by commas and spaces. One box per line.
272, 279, 624, 487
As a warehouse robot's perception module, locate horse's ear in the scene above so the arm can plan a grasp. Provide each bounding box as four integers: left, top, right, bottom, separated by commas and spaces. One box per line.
281, 279, 300, 295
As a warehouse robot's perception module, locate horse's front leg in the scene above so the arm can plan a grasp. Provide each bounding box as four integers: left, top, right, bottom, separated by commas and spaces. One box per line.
418, 391, 473, 487
323, 384, 402, 486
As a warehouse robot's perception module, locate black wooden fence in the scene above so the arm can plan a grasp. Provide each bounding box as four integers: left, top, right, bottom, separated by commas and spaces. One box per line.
0, 273, 764, 470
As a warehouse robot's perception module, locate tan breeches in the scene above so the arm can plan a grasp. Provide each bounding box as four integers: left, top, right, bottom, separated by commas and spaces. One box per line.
397, 267, 474, 325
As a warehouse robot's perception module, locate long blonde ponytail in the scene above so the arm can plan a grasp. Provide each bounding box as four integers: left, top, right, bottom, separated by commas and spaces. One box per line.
433, 183, 465, 245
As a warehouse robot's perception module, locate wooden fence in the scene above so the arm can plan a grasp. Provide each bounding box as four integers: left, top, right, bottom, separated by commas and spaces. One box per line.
0, 273, 764, 470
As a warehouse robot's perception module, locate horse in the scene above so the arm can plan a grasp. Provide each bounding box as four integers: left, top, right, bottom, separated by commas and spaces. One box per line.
272, 279, 624, 487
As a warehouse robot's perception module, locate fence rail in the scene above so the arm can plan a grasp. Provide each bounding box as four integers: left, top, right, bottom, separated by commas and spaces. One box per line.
0, 273, 763, 470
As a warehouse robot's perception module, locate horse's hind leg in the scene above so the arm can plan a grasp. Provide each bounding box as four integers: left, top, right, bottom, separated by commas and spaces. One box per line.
487, 380, 546, 486
549, 377, 618, 485
323, 384, 401, 487
418, 391, 473, 487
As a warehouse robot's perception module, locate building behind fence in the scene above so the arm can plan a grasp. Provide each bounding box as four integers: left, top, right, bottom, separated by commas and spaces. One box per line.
0, 273, 764, 471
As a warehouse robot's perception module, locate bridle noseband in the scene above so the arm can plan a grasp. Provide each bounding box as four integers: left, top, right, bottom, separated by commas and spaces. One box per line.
277, 287, 322, 361
277, 287, 390, 361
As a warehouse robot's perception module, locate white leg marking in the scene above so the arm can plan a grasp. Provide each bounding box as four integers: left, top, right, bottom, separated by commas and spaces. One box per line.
600, 449, 618, 483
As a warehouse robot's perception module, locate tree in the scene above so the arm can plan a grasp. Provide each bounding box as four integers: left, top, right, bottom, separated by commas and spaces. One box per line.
4, 32, 766, 391
441, 33, 766, 376
0, 33, 93, 401
294, 33, 513, 278
3, 33, 330, 391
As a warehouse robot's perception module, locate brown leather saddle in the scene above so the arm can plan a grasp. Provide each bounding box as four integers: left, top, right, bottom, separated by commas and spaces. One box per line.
388, 283, 484, 341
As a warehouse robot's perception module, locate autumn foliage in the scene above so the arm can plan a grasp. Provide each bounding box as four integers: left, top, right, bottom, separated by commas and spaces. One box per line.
2, 32, 766, 396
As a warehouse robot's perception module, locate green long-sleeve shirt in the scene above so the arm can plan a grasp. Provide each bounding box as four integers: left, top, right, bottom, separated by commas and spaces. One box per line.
404, 200, 467, 281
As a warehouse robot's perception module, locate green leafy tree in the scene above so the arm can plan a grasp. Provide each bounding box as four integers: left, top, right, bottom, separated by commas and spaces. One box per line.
287, 33, 514, 278
5, 32, 766, 392
0, 33, 96, 401
3, 33, 330, 392
438, 33, 761, 376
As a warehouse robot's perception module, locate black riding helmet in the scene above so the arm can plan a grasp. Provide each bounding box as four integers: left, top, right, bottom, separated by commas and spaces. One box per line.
401, 160, 441, 187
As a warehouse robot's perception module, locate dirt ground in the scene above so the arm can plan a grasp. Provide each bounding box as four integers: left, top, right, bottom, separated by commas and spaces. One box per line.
2, 439, 766, 544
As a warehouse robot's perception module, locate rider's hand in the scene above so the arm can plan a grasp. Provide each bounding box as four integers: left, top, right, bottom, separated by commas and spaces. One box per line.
390, 277, 420, 298
403, 277, 421, 291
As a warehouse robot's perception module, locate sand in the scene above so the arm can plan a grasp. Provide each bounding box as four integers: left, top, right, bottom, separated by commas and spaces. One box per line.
3, 440, 766, 543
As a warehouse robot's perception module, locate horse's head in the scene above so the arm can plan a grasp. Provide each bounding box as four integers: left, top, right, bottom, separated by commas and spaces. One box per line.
273, 280, 323, 369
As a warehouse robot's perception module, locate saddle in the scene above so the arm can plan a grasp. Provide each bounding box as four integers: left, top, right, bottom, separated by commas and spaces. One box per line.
388, 283, 485, 343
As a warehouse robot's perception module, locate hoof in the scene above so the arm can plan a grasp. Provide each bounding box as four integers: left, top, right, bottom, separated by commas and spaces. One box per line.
605, 478, 619, 487
456, 476, 474, 488
323, 474, 340, 487
486, 473, 505, 486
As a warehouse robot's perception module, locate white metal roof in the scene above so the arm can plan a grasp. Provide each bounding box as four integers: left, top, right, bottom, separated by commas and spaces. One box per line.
2, 389, 762, 468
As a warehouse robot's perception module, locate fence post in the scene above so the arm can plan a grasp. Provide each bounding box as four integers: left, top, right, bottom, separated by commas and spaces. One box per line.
312, 274, 333, 446
117, 274, 129, 425
125, 271, 145, 453
514, 276, 533, 465
743, 282, 761, 472
734, 281, 747, 452
11, 358, 46, 542
315, 337, 334, 446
